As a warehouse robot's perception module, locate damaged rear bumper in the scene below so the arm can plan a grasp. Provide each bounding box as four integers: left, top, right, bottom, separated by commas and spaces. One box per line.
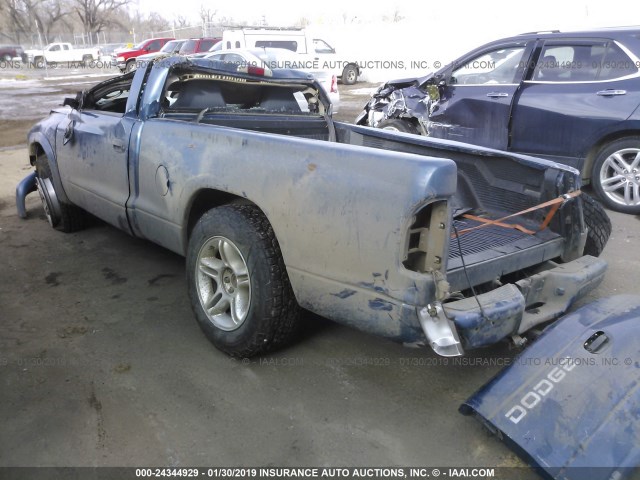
418, 255, 607, 356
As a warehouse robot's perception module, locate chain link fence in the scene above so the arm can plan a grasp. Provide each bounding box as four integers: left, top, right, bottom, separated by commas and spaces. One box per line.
1, 24, 225, 49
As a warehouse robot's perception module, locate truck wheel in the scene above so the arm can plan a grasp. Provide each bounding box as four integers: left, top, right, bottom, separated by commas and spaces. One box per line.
341, 64, 358, 85
34, 56, 45, 68
186, 204, 301, 357
82, 55, 93, 66
377, 119, 420, 135
591, 136, 640, 214
2, 54, 11, 61
34, 154, 86, 232
125, 60, 136, 73
582, 193, 612, 257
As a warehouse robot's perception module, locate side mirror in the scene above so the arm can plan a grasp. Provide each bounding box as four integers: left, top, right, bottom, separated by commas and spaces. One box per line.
63, 90, 85, 110
63, 97, 79, 109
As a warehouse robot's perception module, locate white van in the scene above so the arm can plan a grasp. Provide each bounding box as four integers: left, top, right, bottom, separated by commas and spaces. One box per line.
221, 28, 361, 84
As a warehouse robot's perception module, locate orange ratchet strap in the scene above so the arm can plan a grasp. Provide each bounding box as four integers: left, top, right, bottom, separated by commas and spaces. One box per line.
453, 190, 582, 237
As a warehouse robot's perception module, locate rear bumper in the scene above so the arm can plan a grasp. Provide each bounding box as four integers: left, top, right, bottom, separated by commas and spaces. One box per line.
418, 256, 607, 356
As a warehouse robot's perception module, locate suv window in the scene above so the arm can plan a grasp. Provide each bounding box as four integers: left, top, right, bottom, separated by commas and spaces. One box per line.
200, 39, 216, 51
450, 46, 526, 85
532, 41, 638, 82
179, 40, 197, 55
595, 43, 639, 80
147, 40, 162, 51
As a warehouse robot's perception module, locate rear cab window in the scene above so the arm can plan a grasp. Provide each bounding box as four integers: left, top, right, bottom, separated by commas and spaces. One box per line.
160, 68, 325, 117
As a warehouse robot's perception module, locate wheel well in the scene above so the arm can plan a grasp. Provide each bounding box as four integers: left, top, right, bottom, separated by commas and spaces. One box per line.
185, 189, 257, 241
584, 130, 640, 183
29, 143, 45, 166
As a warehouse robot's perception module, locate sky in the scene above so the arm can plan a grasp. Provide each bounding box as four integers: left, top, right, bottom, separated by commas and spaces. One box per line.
130, 0, 638, 81
132, 0, 636, 31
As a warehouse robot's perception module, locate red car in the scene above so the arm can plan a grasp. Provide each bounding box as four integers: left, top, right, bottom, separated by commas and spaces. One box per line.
178, 38, 221, 56
114, 37, 174, 72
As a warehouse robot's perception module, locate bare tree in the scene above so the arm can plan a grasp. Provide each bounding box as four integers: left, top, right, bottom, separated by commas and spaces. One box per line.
0, 0, 69, 43
175, 15, 189, 28
199, 4, 216, 24
73, 0, 131, 36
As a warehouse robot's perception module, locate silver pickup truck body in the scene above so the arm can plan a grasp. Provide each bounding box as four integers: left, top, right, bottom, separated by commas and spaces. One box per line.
21, 56, 607, 357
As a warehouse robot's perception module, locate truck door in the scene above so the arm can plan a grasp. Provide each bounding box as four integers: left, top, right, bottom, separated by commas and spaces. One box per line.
427, 42, 532, 150
55, 73, 136, 231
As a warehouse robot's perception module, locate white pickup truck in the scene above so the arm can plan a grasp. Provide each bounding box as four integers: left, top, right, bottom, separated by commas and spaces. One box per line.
24, 42, 100, 67
221, 28, 362, 84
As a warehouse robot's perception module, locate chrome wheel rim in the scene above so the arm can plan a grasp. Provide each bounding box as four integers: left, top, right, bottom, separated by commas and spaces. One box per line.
196, 236, 251, 331
599, 148, 640, 207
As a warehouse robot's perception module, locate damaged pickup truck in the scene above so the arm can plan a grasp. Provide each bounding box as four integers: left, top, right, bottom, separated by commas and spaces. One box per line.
17, 56, 610, 358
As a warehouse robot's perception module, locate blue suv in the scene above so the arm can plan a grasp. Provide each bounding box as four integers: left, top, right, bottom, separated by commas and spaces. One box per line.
356, 27, 640, 214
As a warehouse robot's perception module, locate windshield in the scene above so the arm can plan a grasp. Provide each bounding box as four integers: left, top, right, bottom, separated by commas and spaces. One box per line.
160, 40, 181, 53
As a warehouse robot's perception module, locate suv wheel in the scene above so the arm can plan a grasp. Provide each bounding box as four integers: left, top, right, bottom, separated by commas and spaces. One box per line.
592, 137, 640, 214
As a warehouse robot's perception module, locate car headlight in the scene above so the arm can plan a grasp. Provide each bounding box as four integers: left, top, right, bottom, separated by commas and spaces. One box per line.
116, 56, 125, 62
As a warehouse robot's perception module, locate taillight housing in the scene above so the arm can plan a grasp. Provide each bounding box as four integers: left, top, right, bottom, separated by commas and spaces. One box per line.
330, 75, 337, 93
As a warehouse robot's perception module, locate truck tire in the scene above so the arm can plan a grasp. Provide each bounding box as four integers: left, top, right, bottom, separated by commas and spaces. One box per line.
591, 136, 640, 214
341, 64, 358, 85
2, 54, 11, 61
377, 119, 420, 135
34, 56, 45, 68
186, 204, 301, 357
125, 60, 136, 73
34, 154, 86, 232
582, 193, 612, 257
82, 54, 93, 66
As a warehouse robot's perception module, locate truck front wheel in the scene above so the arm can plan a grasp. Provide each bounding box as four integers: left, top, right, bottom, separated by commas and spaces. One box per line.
341, 64, 358, 85
186, 204, 301, 357
82, 54, 93, 66
34, 154, 86, 232
125, 60, 136, 73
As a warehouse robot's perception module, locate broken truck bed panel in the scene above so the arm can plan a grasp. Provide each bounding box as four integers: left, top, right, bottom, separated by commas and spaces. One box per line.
460, 295, 640, 479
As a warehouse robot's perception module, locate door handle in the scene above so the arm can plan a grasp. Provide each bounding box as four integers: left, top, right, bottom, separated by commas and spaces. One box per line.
596, 89, 626, 96
112, 139, 126, 152
486, 92, 509, 98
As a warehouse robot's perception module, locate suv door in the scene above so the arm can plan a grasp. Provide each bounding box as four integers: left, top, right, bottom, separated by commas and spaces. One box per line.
427, 42, 533, 150
510, 38, 640, 170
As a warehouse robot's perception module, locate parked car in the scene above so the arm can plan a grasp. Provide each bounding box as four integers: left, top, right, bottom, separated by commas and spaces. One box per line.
178, 37, 221, 56
204, 48, 340, 112
96, 43, 128, 64
133, 39, 187, 67
356, 27, 640, 214
113, 37, 174, 72
17, 56, 609, 359
0, 44, 26, 62
24, 42, 100, 67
